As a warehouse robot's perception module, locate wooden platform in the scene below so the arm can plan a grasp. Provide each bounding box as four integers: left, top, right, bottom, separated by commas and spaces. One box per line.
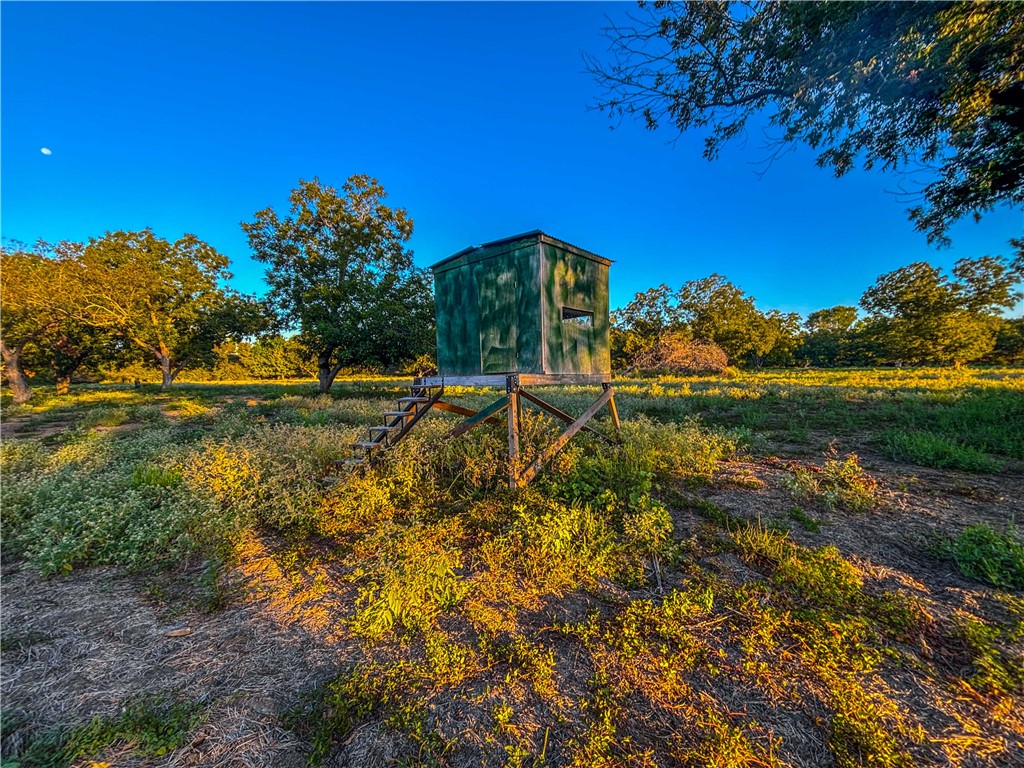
417, 373, 611, 388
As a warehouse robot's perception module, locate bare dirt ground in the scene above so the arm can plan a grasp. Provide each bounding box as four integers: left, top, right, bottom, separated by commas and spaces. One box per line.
1, 553, 348, 767
3, 447, 1023, 766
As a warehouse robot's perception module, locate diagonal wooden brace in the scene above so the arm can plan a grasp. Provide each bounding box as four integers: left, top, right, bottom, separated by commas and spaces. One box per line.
433, 400, 505, 426
517, 387, 615, 486
517, 388, 616, 445
446, 394, 510, 439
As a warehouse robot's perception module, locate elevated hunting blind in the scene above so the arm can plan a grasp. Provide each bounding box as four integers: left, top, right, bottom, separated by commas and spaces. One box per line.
430, 230, 611, 382
344, 230, 620, 489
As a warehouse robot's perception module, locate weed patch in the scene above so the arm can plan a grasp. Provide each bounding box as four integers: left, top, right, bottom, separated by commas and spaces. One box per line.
936, 524, 1024, 588
782, 452, 880, 512
884, 430, 1002, 472
5, 696, 205, 767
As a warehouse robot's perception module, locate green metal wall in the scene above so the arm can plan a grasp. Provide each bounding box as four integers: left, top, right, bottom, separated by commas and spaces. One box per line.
434, 240, 541, 376
433, 233, 609, 377
433, 263, 481, 375
541, 243, 611, 376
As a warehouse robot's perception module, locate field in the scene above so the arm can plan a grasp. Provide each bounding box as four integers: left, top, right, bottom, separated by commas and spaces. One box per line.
2, 368, 1023, 768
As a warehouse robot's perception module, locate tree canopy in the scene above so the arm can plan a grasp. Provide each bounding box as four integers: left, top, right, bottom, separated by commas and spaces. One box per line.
243, 176, 434, 393
0, 242, 84, 402
612, 274, 796, 370
73, 229, 262, 388
859, 252, 1023, 365
588, 1, 1024, 245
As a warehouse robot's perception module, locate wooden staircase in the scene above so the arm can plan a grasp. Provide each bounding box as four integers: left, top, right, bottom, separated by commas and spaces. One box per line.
340, 382, 444, 469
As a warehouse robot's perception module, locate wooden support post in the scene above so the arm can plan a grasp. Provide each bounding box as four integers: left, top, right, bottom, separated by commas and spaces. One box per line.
603, 383, 621, 438
518, 387, 614, 486
507, 376, 521, 490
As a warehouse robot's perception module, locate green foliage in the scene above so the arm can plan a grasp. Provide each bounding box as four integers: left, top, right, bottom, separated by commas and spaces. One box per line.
74, 229, 267, 388
588, 2, 1024, 244
859, 256, 1023, 366
611, 276, 799, 370
941, 524, 1024, 588
782, 452, 880, 513
131, 463, 182, 489
951, 613, 1024, 696
349, 523, 470, 640
827, 678, 914, 768
242, 176, 434, 393
884, 430, 1002, 473
776, 546, 863, 613
1, 424, 208, 575
500, 494, 618, 590
788, 506, 821, 533
0, 242, 83, 403
8, 696, 204, 767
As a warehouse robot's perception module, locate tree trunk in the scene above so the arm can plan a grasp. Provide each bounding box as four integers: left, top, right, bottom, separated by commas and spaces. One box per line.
317, 347, 344, 394
0, 340, 33, 404
159, 354, 174, 389
56, 375, 71, 395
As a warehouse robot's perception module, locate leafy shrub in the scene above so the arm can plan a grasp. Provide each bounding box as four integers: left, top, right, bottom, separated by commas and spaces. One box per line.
788, 505, 821, 532
884, 430, 1002, 473
502, 493, 618, 590
827, 677, 914, 768
732, 523, 790, 566
180, 423, 354, 538
131, 463, 182, 488
783, 452, 879, 512
776, 545, 863, 612
1, 428, 208, 574
942, 524, 1024, 588
349, 521, 471, 640
543, 416, 737, 513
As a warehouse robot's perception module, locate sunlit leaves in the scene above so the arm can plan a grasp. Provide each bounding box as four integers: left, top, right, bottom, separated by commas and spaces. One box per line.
589, 1, 1024, 244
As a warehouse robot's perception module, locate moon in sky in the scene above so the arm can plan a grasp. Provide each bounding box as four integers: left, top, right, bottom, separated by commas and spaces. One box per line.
40, 147, 52, 155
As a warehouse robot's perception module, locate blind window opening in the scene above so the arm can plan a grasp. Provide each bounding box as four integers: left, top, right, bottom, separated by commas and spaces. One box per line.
561, 307, 594, 326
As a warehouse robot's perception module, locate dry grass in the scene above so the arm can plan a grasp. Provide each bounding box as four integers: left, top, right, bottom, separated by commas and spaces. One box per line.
2, 370, 1023, 767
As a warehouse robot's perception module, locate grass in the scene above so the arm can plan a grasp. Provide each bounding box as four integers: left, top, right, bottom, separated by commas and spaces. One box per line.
938, 523, 1024, 588
884, 429, 1003, 472
2, 368, 1023, 767
3, 696, 205, 768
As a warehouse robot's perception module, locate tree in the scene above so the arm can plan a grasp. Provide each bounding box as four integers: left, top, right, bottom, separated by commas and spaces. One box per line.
984, 318, 1024, 365
611, 284, 684, 372
243, 176, 435, 393
676, 274, 775, 364
859, 253, 1023, 365
0, 242, 80, 403
588, 1, 1024, 245
22, 319, 124, 394
760, 309, 803, 367
798, 306, 859, 366
241, 335, 317, 380
74, 229, 260, 388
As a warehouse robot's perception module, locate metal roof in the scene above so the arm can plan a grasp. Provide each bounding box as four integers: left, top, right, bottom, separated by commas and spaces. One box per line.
430, 230, 612, 272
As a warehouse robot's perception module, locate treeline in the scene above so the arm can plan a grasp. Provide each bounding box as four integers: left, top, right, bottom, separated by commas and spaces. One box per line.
613, 249, 1024, 373
1, 176, 434, 404
3, 175, 1022, 404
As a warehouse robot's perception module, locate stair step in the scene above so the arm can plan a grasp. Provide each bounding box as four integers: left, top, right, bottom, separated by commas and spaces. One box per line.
383, 411, 414, 418
369, 425, 401, 433
397, 396, 429, 403
352, 441, 385, 450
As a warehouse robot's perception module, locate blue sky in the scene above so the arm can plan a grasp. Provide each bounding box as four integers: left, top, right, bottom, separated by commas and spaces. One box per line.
3, 1, 1021, 317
